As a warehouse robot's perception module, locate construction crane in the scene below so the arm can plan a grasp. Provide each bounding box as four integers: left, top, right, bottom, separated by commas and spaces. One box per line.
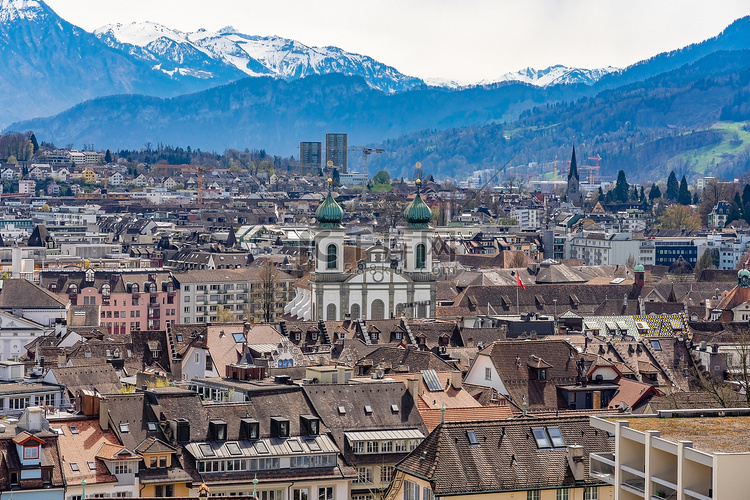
587, 154, 602, 185
350, 146, 384, 189
153, 164, 210, 204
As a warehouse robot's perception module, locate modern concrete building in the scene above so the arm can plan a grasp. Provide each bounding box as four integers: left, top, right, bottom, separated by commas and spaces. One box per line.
325, 133, 348, 173
589, 410, 750, 500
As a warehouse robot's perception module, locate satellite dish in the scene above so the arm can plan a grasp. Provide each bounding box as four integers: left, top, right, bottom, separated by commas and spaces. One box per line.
376, 369, 385, 379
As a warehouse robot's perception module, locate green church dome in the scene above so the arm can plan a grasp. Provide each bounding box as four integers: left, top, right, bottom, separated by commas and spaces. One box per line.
316, 179, 344, 228
403, 179, 432, 229
739, 269, 750, 278
634, 263, 645, 273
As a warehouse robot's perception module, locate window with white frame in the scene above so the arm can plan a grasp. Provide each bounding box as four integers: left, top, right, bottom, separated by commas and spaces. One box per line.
114, 461, 133, 474
584, 487, 598, 500
485, 367, 492, 380
292, 488, 308, 500
527, 491, 540, 500
556, 489, 569, 500
356, 467, 372, 483
403, 481, 419, 500
381, 465, 395, 483
317, 487, 334, 500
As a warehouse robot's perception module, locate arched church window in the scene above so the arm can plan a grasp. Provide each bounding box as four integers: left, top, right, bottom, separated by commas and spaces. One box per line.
371, 299, 385, 321
350, 304, 361, 320
327, 244, 337, 269
416, 244, 426, 269
326, 303, 337, 320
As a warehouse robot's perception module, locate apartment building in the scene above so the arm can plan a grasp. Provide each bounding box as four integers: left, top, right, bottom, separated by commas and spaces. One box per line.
589, 410, 750, 499
175, 267, 295, 324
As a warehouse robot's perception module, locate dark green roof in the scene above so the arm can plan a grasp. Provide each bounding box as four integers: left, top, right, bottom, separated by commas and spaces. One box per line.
403, 180, 432, 229
315, 180, 344, 228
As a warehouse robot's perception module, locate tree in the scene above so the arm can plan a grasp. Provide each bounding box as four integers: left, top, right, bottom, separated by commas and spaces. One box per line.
665, 171, 679, 201
258, 260, 279, 323
331, 168, 341, 188
372, 170, 391, 185
625, 254, 637, 270
743, 183, 750, 207
648, 183, 662, 201
216, 305, 234, 323
29, 133, 39, 154
507, 251, 527, 269
727, 201, 742, 224
613, 170, 629, 202
678, 176, 691, 205
105, 149, 113, 163
695, 249, 715, 278
658, 205, 701, 230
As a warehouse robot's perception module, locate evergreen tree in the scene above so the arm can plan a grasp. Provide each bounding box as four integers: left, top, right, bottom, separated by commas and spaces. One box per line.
29, 133, 39, 154
678, 175, 691, 205
735, 192, 743, 213
614, 170, 629, 202
639, 186, 645, 202
630, 185, 639, 201
727, 201, 742, 225
745, 203, 750, 225
743, 184, 750, 207
665, 171, 679, 201
693, 192, 699, 204
331, 168, 341, 188
648, 183, 662, 201
104, 149, 112, 163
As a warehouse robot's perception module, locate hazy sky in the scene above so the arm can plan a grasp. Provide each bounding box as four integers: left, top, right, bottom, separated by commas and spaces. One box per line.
45, 0, 750, 83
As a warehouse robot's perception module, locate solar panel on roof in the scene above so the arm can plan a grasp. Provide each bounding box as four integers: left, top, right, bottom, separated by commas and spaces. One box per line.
421, 369, 444, 392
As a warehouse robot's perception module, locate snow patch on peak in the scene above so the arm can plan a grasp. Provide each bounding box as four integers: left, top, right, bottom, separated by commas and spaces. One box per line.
95, 21, 189, 47
489, 65, 620, 87
217, 26, 238, 34
0, 0, 43, 22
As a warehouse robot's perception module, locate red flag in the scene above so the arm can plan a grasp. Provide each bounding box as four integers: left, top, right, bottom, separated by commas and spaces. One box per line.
517, 273, 525, 290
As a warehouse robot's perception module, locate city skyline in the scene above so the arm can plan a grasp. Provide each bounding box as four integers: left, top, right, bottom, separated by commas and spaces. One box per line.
44, 0, 750, 84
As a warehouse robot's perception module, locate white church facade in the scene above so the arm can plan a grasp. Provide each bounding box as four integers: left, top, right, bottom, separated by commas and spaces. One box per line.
285, 179, 436, 321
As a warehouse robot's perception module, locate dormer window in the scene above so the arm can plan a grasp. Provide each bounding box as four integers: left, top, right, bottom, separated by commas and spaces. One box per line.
85, 269, 95, 282
49, 283, 58, 292
131, 283, 139, 294
271, 417, 290, 438
68, 283, 78, 294
536, 369, 547, 381
311, 331, 318, 341
23, 445, 39, 460
101, 284, 111, 297
165, 282, 174, 293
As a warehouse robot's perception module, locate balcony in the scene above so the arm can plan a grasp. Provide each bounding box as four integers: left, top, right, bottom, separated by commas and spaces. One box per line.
148, 308, 160, 319
589, 452, 615, 485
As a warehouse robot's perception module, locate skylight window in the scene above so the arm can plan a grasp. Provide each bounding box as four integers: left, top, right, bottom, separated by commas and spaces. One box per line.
51, 427, 64, 436
287, 439, 303, 453
650, 339, 662, 351
306, 440, 321, 451
254, 441, 269, 454
532, 428, 551, 449
232, 332, 247, 343
70, 463, 80, 471
176, 334, 183, 342
547, 427, 566, 448
119, 422, 130, 433
88, 461, 96, 470
338, 406, 346, 415
391, 404, 399, 413
226, 442, 241, 456
147, 422, 158, 432
199, 444, 215, 457
364, 405, 373, 414
467, 431, 479, 446
70, 426, 79, 435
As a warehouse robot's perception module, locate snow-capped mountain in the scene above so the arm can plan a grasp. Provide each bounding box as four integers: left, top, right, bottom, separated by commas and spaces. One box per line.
0, 0, 43, 22
489, 65, 620, 87
94, 22, 424, 93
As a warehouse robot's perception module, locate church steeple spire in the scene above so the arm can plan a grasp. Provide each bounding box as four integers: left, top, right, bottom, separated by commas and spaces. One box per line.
568, 146, 579, 182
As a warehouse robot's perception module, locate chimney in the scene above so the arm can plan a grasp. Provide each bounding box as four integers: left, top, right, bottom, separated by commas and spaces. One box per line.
57, 351, 67, 367
593, 391, 601, 410
566, 444, 586, 481
99, 397, 110, 431
406, 377, 421, 400
450, 371, 462, 390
